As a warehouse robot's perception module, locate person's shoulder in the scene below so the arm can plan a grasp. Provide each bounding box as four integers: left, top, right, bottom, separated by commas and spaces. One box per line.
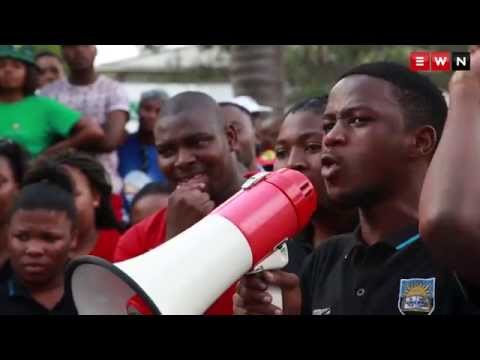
115, 208, 167, 262
121, 208, 167, 245
28, 95, 78, 116
39, 79, 68, 95
318, 232, 356, 253
307, 232, 357, 265
27, 95, 58, 104
97, 75, 124, 89
299, 232, 356, 287
96, 76, 129, 110
120, 133, 140, 150
92, 229, 122, 262
139, 208, 168, 234
98, 228, 121, 242
20, 95, 64, 109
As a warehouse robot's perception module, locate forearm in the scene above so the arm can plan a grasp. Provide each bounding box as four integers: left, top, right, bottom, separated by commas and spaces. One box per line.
420, 84, 480, 282
42, 138, 75, 156
83, 136, 120, 154
86, 114, 128, 154
43, 125, 105, 156
422, 85, 480, 217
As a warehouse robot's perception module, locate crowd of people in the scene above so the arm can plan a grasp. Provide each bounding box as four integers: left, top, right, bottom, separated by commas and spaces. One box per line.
0, 44, 479, 315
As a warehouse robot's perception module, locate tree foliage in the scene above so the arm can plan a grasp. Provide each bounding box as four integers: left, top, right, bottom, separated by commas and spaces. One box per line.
203, 45, 468, 105
285, 45, 468, 103
30, 45, 62, 56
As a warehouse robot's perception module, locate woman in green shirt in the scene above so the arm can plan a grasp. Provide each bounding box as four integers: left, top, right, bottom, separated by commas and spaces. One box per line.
0, 45, 104, 157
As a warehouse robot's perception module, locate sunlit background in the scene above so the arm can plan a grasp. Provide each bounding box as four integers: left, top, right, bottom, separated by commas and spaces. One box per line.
95, 45, 189, 66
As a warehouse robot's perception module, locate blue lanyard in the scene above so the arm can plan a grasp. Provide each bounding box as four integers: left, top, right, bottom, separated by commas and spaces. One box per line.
395, 234, 421, 251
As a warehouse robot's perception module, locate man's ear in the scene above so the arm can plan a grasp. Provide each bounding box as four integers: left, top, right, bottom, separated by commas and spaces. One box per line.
225, 123, 239, 153
69, 228, 79, 258
409, 125, 438, 159
91, 189, 101, 209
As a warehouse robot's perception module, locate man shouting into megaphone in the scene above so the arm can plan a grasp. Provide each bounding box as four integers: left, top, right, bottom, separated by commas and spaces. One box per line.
234, 61, 480, 316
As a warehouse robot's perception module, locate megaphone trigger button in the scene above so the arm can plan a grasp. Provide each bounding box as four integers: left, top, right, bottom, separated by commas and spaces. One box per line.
250, 265, 264, 274
241, 172, 269, 190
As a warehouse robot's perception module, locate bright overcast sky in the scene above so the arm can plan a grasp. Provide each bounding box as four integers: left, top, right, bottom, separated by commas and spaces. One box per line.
95, 45, 188, 66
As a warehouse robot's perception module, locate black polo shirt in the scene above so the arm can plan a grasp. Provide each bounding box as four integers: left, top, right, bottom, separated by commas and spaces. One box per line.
0, 262, 11, 283
300, 225, 480, 315
460, 280, 480, 308
284, 224, 314, 276
0, 273, 77, 315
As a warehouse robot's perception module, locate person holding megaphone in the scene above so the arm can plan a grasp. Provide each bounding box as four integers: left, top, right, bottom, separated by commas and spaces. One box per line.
234, 62, 480, 316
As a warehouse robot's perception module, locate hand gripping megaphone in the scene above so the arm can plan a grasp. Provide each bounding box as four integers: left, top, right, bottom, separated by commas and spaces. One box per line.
66, 168, 317, 315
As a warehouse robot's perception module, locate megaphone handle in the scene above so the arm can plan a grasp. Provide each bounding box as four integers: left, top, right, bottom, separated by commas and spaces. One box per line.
267, 284, 283, 310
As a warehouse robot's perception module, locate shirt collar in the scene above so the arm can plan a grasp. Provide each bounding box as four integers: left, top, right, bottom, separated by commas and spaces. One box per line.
353, 224, 420, 250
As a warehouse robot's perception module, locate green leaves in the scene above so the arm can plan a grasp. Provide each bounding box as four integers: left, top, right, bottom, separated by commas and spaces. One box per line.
30, 45, 61, 56
285, 45, 469, 103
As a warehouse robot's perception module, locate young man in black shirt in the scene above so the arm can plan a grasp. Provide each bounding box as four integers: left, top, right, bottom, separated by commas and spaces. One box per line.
234, 62, 479, 315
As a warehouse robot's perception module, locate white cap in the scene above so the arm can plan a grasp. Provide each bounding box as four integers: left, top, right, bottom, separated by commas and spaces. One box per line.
222, 96, 273, 114
123, 170, 153, 203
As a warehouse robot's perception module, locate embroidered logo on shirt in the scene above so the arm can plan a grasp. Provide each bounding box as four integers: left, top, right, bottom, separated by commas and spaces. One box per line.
398, 278, 436, 315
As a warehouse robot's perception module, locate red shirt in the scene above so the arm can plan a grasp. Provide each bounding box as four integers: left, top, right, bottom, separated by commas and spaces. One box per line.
90, 229, 121, 262
114, 209, 235, 315
110, 194, 124, 223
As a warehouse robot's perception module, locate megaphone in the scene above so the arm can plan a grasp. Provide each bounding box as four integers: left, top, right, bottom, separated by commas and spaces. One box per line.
66, 168, 317, 315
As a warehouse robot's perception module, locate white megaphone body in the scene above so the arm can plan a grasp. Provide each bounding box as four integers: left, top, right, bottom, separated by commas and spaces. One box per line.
66, 168, 317, 315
